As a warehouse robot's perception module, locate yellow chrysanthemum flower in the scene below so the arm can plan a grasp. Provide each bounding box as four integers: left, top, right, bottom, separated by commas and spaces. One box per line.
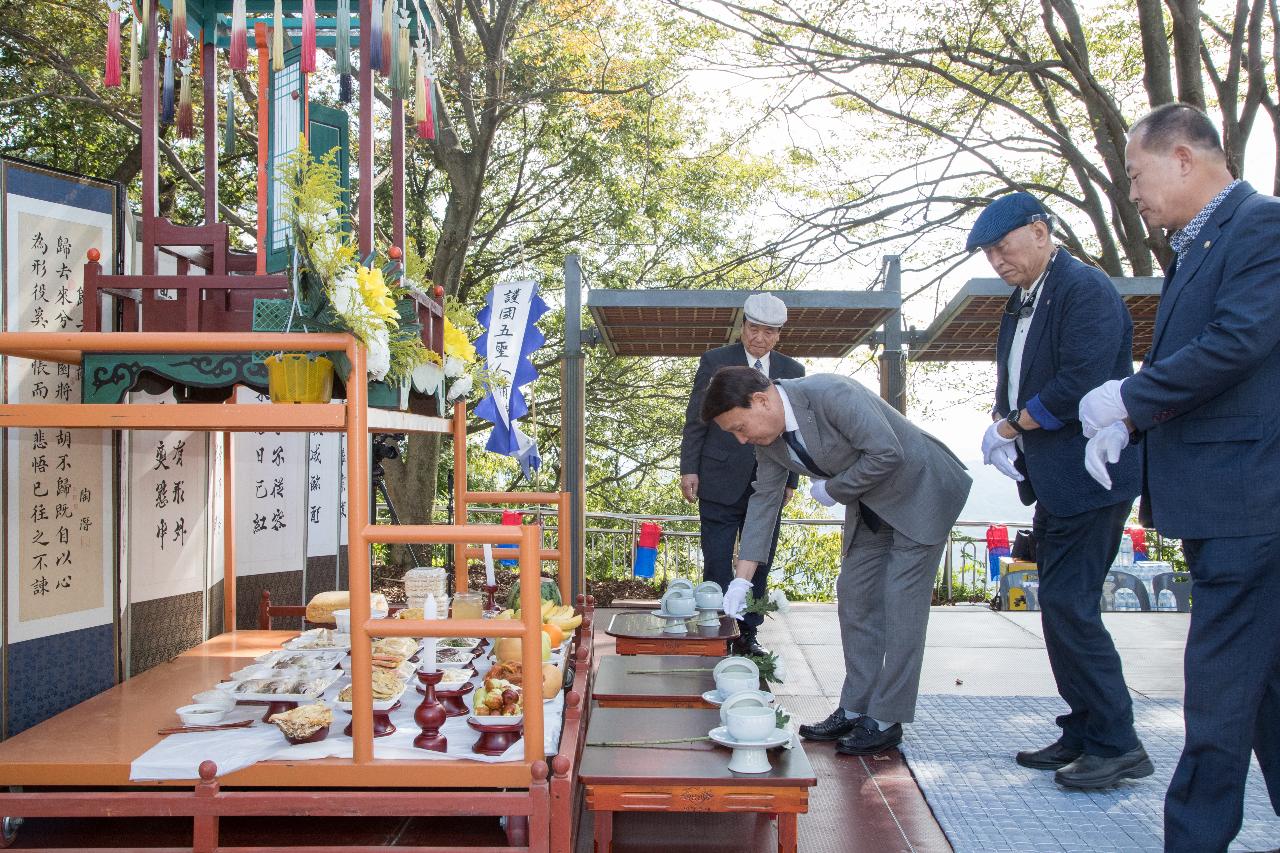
356, 265, 400, 327
443, 317, 477, 363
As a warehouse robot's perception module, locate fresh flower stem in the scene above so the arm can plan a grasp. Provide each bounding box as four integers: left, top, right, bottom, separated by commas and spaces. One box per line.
625, 668, 713, 675
587, 736, 712, 748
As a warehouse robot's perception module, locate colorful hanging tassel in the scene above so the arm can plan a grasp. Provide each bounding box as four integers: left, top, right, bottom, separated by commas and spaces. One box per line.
161, 34, 175, 125
105, 2, 122, 87
128, 14, 140, 94
335, 0, 352, 102
394, 7, 411, 97
416, 49, 434, 140
301, 0, 316, 73
271, 0, 283, 71
172, 0, 187, 61
140, 0, 151, 56
223, 75, 236, 156
388, 7, 402, 95
177, 59, 193, 138
229, 0, 247, 70
369, 0, 383, 75
381, 0, 393, 75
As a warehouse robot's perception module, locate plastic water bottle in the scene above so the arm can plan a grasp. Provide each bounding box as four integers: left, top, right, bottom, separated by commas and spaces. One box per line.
1157, 589, 1177, 611
1117, 537, 1134, 567
1114, 588, 1140, 611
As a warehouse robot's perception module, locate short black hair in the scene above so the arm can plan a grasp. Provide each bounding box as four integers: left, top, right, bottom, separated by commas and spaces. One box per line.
1131, 103, 1224, 154
700, 366, 771, 423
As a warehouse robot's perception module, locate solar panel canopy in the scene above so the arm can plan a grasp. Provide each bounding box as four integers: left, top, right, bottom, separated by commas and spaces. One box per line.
587, 290, 899, 358
910, 277, 1163, 362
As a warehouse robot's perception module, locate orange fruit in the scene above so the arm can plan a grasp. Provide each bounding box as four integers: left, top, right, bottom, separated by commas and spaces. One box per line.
541, 623, 565, 648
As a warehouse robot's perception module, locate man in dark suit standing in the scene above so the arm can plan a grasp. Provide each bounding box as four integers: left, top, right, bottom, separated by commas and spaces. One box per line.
1081, 103, 1280, 852
681, 293, 805, 656
968, 192, 1152, 790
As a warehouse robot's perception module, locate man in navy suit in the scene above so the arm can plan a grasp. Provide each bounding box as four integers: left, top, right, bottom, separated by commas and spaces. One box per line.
681, 293, 805, 655
1081, 103, 1280, 852
969, 193, 1152, 789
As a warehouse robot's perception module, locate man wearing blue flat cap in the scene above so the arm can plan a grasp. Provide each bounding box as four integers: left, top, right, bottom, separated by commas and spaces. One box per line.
969, 192, 1152, 789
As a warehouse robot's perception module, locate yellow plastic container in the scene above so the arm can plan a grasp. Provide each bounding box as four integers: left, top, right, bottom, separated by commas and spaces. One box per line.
264, 354, 334, 403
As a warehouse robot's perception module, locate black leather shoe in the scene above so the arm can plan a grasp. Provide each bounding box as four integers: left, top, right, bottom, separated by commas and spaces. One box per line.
732, 636, 770, 657
1054, 744, 1154, 789
835, 719, 903, 755
798, 709, 857, 741
1016, 739, 1084, 770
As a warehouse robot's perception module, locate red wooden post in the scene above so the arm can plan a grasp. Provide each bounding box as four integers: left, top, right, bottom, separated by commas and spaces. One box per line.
392, 94, 405, 255
358, 0, 373, 257
140, 0, 159, 275
82, 249, 102, 333
192, 760, 220, 853
202, 40, 218, 227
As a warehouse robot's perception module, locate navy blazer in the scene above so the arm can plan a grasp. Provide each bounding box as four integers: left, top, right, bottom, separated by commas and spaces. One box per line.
995, 250, 1141, 517
681, 342, 805, 505
1122, 182, 1280, 539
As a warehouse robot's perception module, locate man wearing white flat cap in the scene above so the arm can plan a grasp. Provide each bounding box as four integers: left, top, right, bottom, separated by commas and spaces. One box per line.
681, 293, 805, 656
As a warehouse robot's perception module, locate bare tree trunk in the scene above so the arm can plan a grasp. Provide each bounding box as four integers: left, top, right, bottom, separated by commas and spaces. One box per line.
1166, 0, 1206, 106
1136, 0, 1176, 105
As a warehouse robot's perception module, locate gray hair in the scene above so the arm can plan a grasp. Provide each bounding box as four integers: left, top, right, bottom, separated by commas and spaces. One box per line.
1130, 103, 1224, 155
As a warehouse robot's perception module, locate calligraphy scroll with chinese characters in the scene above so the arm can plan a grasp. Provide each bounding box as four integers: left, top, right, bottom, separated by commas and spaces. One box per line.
4, 182, 115, 641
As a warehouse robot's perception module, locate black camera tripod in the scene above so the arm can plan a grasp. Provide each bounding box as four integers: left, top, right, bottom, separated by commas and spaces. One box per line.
370, 433, 425, 568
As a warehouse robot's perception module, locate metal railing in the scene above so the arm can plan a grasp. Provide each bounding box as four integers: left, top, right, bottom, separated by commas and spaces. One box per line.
455, 507, 1042, 603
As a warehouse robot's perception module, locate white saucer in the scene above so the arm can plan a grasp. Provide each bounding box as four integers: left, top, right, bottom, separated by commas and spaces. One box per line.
649, 609, 694, 620
650, 609, 692, 633
707, 725, 792, 773
706, 686, 773, 701
708, 724, 791, 750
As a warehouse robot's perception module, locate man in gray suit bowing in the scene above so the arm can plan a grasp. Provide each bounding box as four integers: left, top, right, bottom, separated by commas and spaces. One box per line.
704, 367, 971, 755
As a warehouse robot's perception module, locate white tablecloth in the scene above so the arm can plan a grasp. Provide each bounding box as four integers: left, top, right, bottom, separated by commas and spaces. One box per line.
130, 682, 566, 781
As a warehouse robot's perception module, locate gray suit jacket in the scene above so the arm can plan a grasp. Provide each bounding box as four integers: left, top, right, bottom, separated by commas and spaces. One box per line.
739, 375, 972, 560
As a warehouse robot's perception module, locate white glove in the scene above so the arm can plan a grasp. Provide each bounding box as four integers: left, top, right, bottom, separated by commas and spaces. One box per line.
1084, 421, 1130, 489
723, 578, 753, 621
809, 479, 837, 507
981, 420, 1016, 460
1080, 379, 1129, 438
988, 441, 1025, 482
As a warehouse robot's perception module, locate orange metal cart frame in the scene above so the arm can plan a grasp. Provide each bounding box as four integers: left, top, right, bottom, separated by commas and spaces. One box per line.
0, 331, 591, 853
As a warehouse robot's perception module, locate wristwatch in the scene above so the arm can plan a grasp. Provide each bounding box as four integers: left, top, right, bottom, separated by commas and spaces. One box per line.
1005, 408, 1028, 434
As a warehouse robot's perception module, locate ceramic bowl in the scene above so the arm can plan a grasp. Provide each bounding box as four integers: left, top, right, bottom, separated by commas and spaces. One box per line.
332, 609, 352, 633
725, 705, 776, 742
191, 690, 237, 711
716, 672, 759, 698
660, 589, 696, 617
175, 704, 228, 726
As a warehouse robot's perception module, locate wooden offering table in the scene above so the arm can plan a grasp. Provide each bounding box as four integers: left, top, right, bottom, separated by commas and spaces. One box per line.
605, 611, 738, 656
593, 655, 719, 709
579, 708, 814, 853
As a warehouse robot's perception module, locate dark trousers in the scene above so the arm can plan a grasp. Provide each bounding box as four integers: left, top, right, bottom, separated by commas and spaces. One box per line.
1164, 533, 1280, 853
699, 489, 781, 636
1033, 499, 1140, 757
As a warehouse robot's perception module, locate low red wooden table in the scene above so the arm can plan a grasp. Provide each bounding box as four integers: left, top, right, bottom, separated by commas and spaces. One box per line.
592, 655, 719, 709
604, 611, 738, 656
579, 708, 815, 853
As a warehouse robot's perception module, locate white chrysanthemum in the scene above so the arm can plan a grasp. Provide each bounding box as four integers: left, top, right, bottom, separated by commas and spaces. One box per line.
366, 328, 391, 381
445, 374, 473, 402
443, 354, 468, 378
767, 588, 790, 614
411, 360, 444, 394
330, 270, 361, 316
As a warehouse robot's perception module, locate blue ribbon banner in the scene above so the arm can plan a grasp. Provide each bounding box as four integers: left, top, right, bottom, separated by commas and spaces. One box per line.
474, 280, 549, 478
